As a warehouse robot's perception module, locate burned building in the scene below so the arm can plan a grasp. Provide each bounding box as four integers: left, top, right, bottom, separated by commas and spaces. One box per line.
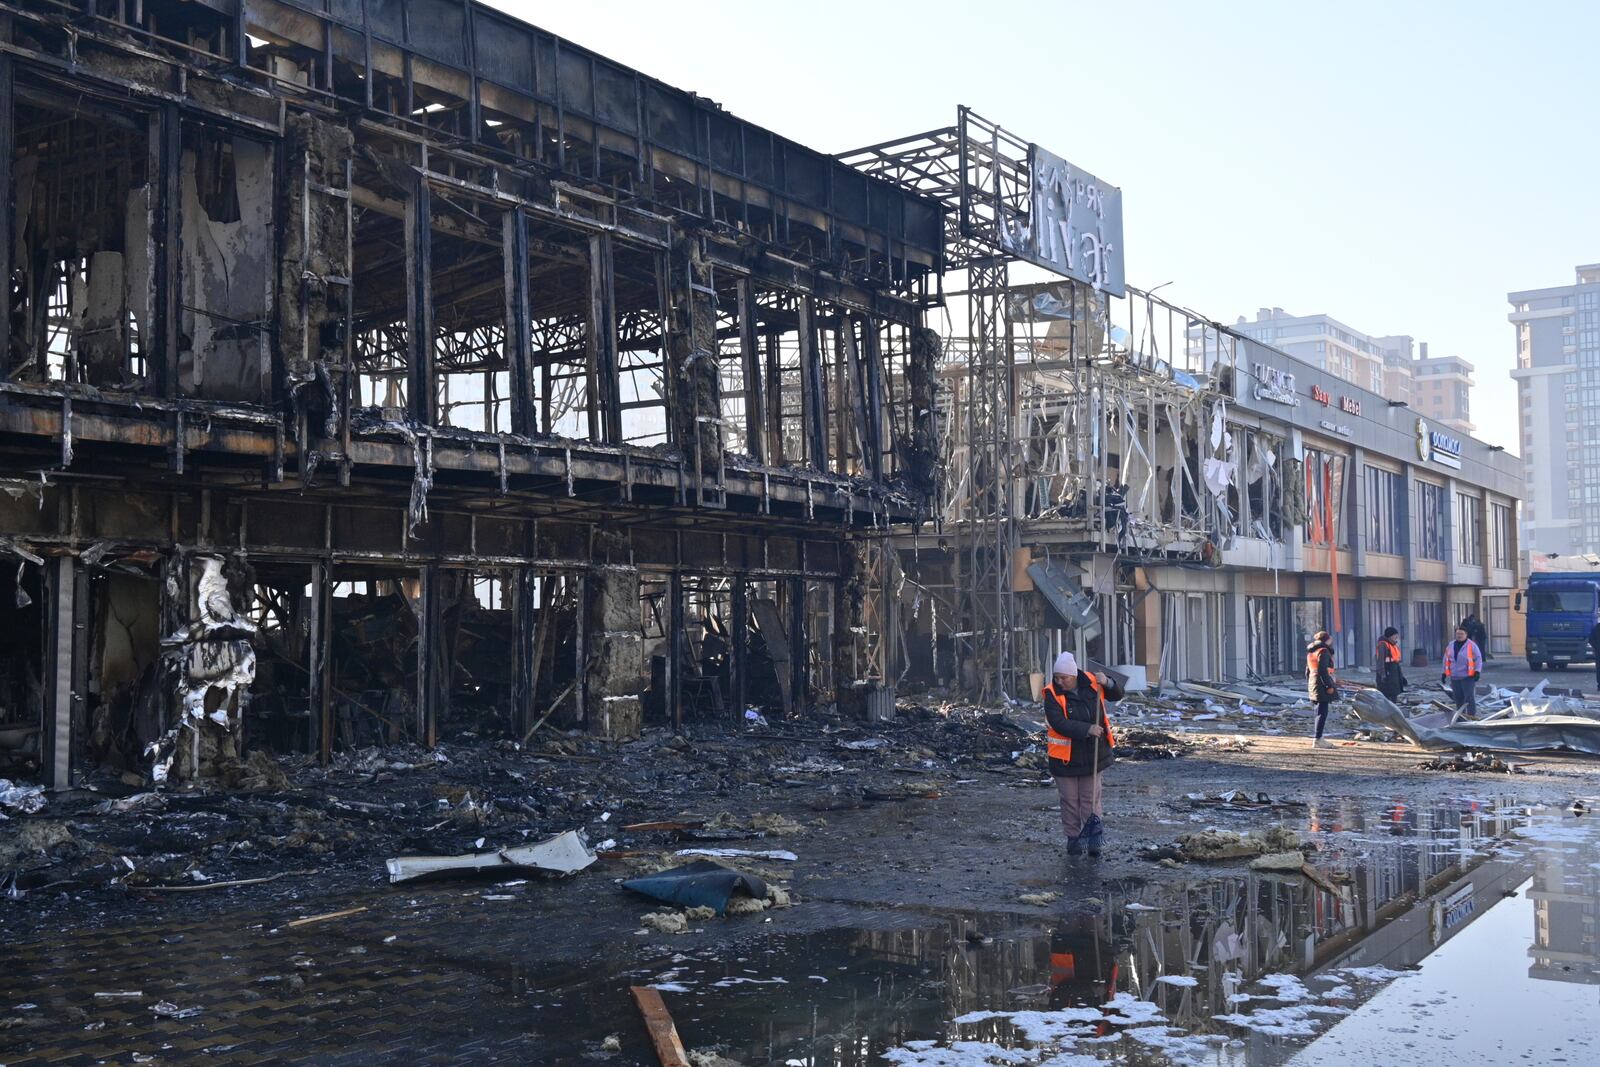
847, 111, 1522, 699
0, 0, 941, 788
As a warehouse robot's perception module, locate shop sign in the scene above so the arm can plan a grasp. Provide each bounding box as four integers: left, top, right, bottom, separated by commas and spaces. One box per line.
1339, 396, 1361, 416
1252, 362, 1299, 406
1318, 419, 1353, 438
1416, 417, 1462, 468
999, 143, 1125, 296
1442, 885, 1476, 930
1310, 385, 1331, 406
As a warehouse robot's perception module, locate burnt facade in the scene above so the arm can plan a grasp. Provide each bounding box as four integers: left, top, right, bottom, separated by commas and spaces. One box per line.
0, 0, 941, 786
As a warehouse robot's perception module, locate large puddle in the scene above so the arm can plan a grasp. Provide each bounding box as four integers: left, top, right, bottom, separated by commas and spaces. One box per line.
3, 794, 1598, 1065
616, 795, 1600, 1066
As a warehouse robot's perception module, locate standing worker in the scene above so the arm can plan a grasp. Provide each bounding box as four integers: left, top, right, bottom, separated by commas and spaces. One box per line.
1040, 651, 1124, 858
1306, 630, 1337, 748
1375, 626, 1406, 703
1588, 618, 1600, 695
1442, 625, 1482, 722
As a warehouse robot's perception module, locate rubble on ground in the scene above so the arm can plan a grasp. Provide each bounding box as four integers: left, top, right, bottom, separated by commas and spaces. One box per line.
1142, 824, 1307, 864
1418, 751, 1524, 773
0, 701, 1061, 913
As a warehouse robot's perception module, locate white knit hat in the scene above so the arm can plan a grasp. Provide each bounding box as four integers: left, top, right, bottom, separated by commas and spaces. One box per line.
1053, 650, 1077, 677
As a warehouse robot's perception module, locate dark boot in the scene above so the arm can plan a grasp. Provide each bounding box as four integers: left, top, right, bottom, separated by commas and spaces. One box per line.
1066, 835, 1083, 857
1081, 815, 1104, 857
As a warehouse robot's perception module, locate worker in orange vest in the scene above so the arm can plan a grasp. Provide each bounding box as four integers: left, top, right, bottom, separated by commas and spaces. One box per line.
1040, 650, 1124, 857
1442, 625, 1482, 721
1305, 631, 1337, 748
1375, 626, 1406, 703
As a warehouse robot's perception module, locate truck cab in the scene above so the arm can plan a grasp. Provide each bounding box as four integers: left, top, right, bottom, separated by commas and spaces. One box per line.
1524, 574, 1600, 670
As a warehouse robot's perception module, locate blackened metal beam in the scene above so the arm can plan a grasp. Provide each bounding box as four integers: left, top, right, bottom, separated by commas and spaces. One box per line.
862, 317, 887, 480
797, 297, 827, 472
789, 577, 807, 715
308, 561, 334, 763
151, 103, 182, 397
588, 233, 621, 444
513, 566, 537, 736
504, 208, 536, 434
42, 556, 75, 789
417, 564, 441, 747
730, 576, 748, 720
667, 569, 684, 731
406, 174, 436, 425
0, 56, 12, 371
736, 278, 764, 464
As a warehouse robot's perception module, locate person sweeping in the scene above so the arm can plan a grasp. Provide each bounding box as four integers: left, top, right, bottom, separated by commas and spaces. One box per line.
1040, 651, 1124, 858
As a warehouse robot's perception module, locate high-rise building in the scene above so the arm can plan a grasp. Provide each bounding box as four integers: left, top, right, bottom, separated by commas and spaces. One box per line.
1509, 264, 1600, 556
1412, 341, 1475, 434
1229, 308, 1415, 403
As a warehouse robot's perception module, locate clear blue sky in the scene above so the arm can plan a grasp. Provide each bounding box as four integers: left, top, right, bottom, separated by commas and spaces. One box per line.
491, 0, 1600, 454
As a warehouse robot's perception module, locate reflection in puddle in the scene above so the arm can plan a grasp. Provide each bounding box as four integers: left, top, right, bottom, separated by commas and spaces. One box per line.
653, 796, 1600, 1066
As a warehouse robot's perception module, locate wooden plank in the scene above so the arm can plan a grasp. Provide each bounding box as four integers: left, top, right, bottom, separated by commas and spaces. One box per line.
285, 906, 368, 928
629, 986, 691, 1067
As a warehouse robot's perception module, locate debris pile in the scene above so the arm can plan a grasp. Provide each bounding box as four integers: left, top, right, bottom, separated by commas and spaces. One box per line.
0, 701, 1045, 916
1142, 824, 1308, 864
1418, 751, 1524, 774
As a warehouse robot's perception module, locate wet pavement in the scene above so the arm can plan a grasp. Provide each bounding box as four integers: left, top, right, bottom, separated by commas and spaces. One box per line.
5, 787, 1598, 1066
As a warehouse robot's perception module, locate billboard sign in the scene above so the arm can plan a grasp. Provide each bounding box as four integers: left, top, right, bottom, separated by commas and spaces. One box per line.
999, 143, 1125, 297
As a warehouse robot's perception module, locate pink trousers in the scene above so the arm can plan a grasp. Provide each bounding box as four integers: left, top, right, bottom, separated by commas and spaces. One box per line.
1054, 773, 1103, 837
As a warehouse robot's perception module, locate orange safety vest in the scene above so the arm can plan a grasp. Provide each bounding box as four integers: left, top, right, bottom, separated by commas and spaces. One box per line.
1050, 951, 1076, 986
1307, 646, 1336, 685
1443, 640, 1480, 678
1043, 675, 1116, 764
1377, 639, 1400, 665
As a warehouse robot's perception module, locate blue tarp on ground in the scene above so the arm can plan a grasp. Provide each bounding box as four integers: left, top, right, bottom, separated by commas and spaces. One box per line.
621, 861, 768, 915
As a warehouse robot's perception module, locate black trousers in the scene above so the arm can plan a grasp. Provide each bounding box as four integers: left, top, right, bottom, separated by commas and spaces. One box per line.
1314, 699, 1331, 739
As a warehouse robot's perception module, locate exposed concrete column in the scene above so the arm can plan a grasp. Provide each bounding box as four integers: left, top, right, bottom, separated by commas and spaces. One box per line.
1444, 475, 1462, 585
906, 326, 941, 501
584, 524, 642, 739
1402, 462, 1420, 584
278, 114, 354, 435
1221, 569, 1251, 681
1350, 447, 1369, 580
667, 233, 722, 490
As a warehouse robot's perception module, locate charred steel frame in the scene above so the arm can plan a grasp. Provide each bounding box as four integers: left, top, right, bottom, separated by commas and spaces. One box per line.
842, 109, 1035, 698
0, 0, 942, 784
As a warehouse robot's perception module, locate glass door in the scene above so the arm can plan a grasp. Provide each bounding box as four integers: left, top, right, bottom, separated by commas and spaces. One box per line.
1290, 598, 1329, 666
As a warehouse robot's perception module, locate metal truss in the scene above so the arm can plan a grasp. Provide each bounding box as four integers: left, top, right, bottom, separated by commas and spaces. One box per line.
962, 258, 1017, 698
842, 109, 1031, 698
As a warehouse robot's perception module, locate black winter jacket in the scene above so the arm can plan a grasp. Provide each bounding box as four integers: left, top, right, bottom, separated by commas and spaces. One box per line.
1306, 643, 1336, 703
1042, 671, 1125, 778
